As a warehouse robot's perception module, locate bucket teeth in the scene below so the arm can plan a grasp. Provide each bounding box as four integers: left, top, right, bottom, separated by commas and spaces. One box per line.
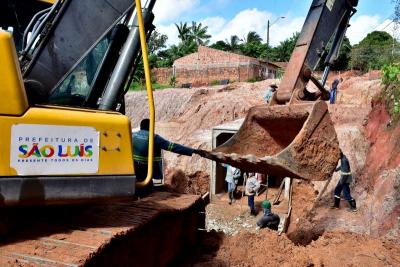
226, 153, 239, 160
243, 154, 259, 163
212, 152, 225, 160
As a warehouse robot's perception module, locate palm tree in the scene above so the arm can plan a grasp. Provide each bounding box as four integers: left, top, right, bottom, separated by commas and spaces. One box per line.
190, 21, 211, 45
175, 22, 191, 42
245, 31, 262, 44
225, 35, 241, 52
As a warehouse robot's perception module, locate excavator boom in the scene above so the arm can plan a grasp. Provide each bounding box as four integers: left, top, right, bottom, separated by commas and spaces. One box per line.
205, 0, 358, 181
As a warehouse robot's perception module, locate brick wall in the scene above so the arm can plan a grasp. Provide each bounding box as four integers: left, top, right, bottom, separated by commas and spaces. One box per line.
152, 67, 173, 85
152, 46, 279, 86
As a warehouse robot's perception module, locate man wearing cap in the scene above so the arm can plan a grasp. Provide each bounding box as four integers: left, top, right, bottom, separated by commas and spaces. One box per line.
257, 200, 280, 230
132, 119, 206, 187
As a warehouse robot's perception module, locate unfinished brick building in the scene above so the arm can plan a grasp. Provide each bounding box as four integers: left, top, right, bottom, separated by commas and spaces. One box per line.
152, 46, 279, 87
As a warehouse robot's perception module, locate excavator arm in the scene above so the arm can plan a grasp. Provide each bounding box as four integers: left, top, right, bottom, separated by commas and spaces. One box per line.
277, 0, 358, 104
205, 0, 358, 181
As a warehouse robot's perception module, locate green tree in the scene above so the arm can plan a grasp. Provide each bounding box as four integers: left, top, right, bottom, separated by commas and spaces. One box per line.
175, 22, 191, 42
331, 36, 352, 70
245, 31, 262, 44
239, 31, 266, 58
190, 21, 211, 45
148, 30, 168, 54
210, 40, 230, 51
350, 31, 398, 71
394, 0, 400, 22
225, 35, 241, 52
317, 36, 352, 71
132, 30, 168, 82
270, 32, 299, 62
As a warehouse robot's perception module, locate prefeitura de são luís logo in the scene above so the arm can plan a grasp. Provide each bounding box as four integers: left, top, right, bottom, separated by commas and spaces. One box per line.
10, 124, 100, 175
17, 137, 94, 162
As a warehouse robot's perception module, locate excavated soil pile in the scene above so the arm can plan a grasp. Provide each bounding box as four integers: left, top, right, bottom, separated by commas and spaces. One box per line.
177, 230, 400, 267
164, 168, 209, 195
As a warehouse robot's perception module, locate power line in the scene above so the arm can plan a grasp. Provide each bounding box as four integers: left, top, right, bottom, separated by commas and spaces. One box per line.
381, 20, 394, 31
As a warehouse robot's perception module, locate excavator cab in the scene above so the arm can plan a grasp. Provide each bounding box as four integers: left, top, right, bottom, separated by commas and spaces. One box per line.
207, 0, 358, 181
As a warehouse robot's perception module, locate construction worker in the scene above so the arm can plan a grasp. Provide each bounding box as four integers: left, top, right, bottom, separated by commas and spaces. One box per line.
263, 84, 277, 103
245, 172, 260, 216
257, 200, 280, 230
329, 78, 343, 104
221, 164, 240, 204
331, 150, 357, 212
132, 119, 206, 187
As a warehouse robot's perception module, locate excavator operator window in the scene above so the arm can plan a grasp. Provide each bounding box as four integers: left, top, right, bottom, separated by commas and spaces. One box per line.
48, 34, 111, 107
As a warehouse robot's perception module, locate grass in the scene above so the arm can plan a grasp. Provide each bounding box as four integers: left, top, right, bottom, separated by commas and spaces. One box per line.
129, 82, 171, 91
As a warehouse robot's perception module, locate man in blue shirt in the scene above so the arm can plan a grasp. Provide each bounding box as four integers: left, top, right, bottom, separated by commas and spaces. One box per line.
221, 163, 241, 204
329, 78, 342, 104
263, 84, 277, 103
132, 119, 205, 187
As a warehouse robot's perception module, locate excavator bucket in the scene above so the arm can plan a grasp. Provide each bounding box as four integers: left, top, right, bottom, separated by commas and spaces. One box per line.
205, 101, 339, 181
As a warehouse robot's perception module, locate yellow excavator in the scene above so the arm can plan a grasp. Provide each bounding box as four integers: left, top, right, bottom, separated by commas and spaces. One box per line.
0, 0, 357, 207
0, 0, 358, 265
0, 0, 159, 205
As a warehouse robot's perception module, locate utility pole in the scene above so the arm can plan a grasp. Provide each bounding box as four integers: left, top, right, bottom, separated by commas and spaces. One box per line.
267, 20, 270, 49
266, 17, 285, 77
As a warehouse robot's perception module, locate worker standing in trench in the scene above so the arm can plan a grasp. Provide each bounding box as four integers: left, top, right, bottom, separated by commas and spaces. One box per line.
221, 163, 240, 204
331, 150, 357, 212
132, 119, 206, 191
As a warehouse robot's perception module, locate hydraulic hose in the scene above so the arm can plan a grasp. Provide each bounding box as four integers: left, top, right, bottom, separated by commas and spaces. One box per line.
135, 0, 155, 188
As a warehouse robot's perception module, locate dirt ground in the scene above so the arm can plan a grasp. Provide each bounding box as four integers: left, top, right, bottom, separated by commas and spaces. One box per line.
125, 71, 400, 266
175, 230, 400, 267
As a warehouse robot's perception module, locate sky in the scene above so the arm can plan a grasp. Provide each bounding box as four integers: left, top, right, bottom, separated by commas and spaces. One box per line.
151, 0, 399, 47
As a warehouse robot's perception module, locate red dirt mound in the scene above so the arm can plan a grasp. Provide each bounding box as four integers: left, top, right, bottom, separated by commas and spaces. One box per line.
178, 230, 400, 267
164, 168, 210, 195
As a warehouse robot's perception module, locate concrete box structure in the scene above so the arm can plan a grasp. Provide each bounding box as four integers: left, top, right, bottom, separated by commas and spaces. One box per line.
210, 119, 244, 200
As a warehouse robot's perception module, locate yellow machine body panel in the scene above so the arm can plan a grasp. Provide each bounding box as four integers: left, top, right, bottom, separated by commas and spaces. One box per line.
0, 31, 29, 116
0, 30, 134, 178
0, 107, 134, 176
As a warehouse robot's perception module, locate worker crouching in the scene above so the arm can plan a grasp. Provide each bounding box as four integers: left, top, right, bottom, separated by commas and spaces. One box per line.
257, 200, 280, 230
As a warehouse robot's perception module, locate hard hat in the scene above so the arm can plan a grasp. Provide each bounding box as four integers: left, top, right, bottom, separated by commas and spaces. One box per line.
262, 200, 271, 209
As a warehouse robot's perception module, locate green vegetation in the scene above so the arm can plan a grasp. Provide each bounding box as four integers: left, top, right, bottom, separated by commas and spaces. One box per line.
381, 64, 400, 124
247, 77, 263, 83
350, 31, 400, 71
209, 80, 221, 86
382, 64, 400, 84
129, 82, 170, 91
169, 75, 177, 87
